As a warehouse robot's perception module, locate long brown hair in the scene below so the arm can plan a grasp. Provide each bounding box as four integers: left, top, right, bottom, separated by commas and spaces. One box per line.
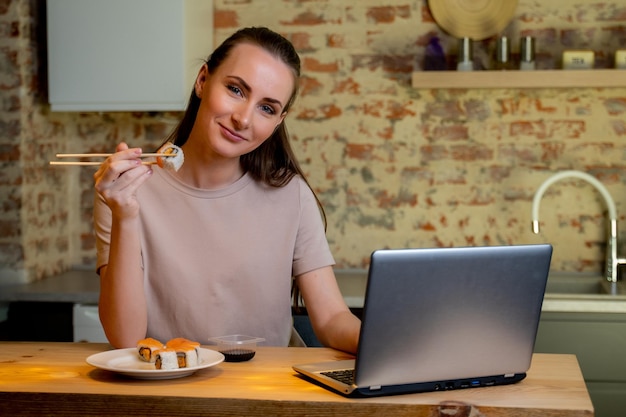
162, 27, 325, 308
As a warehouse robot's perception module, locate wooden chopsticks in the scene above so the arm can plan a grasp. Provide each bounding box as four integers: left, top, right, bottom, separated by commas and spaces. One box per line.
50, 153, 175, 166
55, 153, 173, 158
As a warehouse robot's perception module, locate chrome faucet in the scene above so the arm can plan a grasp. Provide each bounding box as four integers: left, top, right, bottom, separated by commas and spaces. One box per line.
531, 170, 620, 283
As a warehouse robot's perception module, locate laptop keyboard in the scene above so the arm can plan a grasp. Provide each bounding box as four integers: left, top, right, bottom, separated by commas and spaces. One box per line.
321, 369, 355, 385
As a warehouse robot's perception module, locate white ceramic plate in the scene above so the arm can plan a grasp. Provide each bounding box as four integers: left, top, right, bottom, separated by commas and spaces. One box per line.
86, 347, 224, 380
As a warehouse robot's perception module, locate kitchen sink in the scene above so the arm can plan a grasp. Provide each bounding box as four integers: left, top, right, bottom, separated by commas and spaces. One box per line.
544, 273, 606, 295
544, 272, 626, 298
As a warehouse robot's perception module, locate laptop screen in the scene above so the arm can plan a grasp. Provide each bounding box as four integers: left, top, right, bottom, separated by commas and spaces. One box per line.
354, 244, 552, 389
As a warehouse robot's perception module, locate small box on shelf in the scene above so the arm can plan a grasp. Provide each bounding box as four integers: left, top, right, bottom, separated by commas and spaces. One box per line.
562, 51, 595, 70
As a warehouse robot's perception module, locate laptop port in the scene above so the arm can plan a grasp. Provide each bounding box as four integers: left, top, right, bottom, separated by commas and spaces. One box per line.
471, 380, 481, 387
445, 382, 455, 390
460, 381, 470, 388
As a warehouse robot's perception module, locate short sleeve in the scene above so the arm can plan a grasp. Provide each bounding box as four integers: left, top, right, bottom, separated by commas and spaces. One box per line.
291, 179, 335, 276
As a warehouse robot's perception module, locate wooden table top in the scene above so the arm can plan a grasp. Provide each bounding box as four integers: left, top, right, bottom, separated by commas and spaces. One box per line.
0, 342, 593, 416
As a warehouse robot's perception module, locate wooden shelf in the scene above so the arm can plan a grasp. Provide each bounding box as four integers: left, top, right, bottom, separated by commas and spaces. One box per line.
411, 69, 626, 89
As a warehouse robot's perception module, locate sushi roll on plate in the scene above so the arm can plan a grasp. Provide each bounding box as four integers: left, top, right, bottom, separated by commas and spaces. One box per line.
166, 338, 201, 368
137, 338, 165, 363
154, 348, 179, 370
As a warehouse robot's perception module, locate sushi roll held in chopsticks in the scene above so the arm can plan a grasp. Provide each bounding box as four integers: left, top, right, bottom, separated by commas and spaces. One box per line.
156, 142, 184, 172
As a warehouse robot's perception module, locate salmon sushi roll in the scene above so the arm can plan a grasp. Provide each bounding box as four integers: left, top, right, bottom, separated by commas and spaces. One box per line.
137, 338, 165, 363
166, 338, 200, 368
156, 142, 184, 172
154, 348, 179, 370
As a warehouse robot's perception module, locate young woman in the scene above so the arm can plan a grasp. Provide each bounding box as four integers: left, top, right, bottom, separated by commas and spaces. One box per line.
93, 27, 360, 353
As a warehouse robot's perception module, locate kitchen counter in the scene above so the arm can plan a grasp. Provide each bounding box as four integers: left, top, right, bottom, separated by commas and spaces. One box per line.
0, 268, 99, 304
2, 268, 626, 314
0, 342, 594, 416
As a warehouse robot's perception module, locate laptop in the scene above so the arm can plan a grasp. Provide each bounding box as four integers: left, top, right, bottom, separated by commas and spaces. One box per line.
293, 244, 553, 397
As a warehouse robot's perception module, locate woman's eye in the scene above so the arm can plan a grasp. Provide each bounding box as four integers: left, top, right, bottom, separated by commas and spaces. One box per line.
260, 104, 276, 115
227, 85, 242, 96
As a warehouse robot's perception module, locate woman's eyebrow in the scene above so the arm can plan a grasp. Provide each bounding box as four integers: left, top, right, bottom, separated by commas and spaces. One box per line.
229, 75, 285, 110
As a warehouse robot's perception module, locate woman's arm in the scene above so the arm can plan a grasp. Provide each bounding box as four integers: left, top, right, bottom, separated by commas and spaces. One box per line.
97, 218, 147, 348
94, 143, 154, 348
296, 265, 361, 354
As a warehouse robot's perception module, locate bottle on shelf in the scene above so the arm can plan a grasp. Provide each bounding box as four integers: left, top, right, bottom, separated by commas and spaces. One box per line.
423, 36, 447, 71
520, 36, 536, 70
456, 37, 473, 71
494, 36, 514, 70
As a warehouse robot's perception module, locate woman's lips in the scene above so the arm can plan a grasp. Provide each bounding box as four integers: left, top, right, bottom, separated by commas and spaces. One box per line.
219, 124, 247, 143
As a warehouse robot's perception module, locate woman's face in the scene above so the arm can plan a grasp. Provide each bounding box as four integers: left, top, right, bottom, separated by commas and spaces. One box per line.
192, 42, 295, 160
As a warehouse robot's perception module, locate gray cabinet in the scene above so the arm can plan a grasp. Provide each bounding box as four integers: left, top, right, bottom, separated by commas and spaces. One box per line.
534, 312, 626, 417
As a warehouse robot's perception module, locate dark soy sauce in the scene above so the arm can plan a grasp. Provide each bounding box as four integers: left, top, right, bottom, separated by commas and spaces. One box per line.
221, 349, 256, 362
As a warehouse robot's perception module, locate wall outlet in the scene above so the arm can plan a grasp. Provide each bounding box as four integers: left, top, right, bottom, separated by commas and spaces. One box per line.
562, 50, 595, 70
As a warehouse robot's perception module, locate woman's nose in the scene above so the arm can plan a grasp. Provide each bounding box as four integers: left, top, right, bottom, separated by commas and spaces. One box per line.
232, 102, 253, 130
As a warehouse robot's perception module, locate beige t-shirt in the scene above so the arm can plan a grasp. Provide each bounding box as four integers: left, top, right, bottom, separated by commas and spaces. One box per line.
94, 168, 334, 346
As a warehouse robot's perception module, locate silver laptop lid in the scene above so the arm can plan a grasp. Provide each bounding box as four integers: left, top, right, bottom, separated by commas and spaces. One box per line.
354, 244, 552, 389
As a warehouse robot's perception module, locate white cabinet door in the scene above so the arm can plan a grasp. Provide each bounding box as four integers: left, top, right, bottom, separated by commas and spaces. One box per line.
73, 304, 107, 343
46, 0, 213, 111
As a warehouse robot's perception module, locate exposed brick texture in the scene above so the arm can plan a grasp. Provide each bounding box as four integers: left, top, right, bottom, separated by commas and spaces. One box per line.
1, 0, 626, 284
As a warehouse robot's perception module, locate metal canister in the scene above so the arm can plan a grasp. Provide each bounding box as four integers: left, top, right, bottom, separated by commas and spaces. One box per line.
496, 36, 511, 67
520, 36, 536, 70
520, 36, 535, 62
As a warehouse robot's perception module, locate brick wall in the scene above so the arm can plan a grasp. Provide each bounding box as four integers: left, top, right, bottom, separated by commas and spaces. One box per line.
1, 0, 625, 284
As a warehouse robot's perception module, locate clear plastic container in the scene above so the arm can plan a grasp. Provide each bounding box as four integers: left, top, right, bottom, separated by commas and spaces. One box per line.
208, 335, 265, 362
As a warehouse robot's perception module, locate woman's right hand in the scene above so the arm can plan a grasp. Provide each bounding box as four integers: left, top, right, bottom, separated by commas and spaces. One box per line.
94, 142, 153, 219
